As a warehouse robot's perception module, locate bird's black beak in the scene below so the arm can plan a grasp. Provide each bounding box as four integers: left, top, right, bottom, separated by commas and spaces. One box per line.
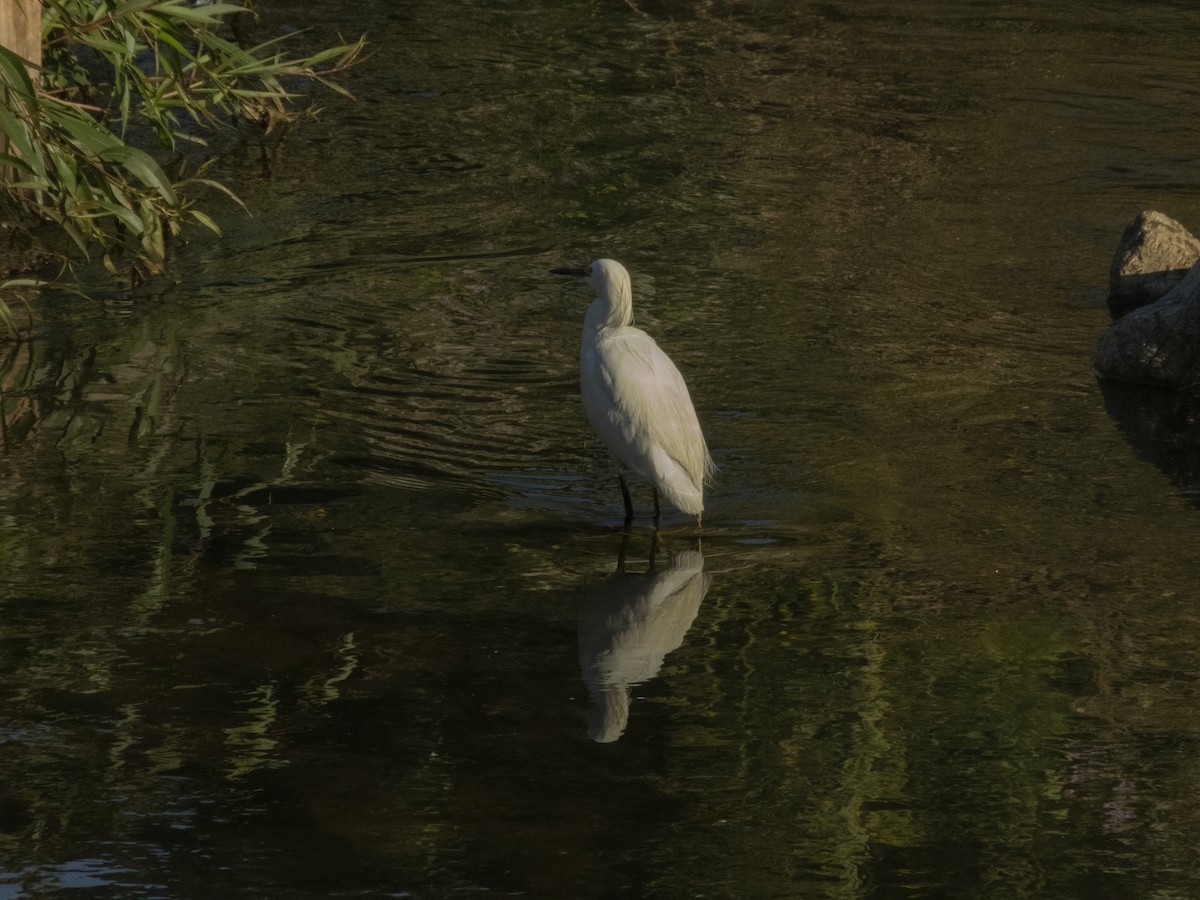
551, 266, 588, 277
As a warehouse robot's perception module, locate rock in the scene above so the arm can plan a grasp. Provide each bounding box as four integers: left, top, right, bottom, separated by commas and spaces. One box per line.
1108, 210, 1200, 319
1094, 254, 1200, 388
1096, 213, 1200, 464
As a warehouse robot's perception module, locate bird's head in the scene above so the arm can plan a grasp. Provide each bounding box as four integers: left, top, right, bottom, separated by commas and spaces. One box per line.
551, 259, 633, 324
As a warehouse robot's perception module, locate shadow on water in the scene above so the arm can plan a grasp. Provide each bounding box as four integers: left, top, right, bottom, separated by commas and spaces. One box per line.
1098, 379, 1200, 504
577, 528, 711, 743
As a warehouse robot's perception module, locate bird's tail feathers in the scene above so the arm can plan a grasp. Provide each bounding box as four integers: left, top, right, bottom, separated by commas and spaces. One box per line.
652, 452, 706, 516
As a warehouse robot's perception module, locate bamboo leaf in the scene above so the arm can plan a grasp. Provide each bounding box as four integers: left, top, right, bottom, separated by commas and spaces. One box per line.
140, 201, 165, 264
96, 145, 178, 205
43, 99, 122, 153
60, 220, 91, 255
190, 209, 221, 235
0, 46, 37, 104
156, 30, 195, 71
0, 299, 17, 338
119, 78, 133, 136
185, 176, 247, 211
0, 281, 42, 336
0, 152, 35, 174
109, 0, 163, 18
85, 38, 133, 57
45, 144, 79, 193
146, 2, 249, 24
98, 199, 146, 234
0, 106, 45, 179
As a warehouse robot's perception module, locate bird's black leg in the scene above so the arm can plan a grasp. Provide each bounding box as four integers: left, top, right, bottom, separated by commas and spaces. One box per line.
619, 474, 634, 523
652, 488, 661, 525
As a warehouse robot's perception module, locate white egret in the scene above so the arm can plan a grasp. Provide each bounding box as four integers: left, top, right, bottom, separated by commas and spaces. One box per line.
552, 259, 714, 523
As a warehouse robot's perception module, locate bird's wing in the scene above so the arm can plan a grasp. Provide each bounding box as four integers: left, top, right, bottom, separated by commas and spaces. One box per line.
600, 328, 713, 486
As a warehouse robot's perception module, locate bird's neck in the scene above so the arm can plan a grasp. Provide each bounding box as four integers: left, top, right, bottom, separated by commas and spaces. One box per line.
586, 287, 634, 331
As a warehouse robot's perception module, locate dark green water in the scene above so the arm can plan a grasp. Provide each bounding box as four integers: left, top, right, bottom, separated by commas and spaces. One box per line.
5, 1, 1200, 896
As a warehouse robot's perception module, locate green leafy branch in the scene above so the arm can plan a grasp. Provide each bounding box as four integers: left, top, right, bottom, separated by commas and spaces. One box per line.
41, 0, 363, 145
0, 0, 365, 335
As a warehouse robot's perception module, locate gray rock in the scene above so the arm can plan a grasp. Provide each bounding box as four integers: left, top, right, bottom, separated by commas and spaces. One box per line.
1095, 255, 1200, 387
1108, 210, 1200, 319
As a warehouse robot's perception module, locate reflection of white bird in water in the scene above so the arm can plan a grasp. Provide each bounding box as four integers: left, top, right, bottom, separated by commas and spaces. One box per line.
578, 533, 711, 743
552, 259, 715, 523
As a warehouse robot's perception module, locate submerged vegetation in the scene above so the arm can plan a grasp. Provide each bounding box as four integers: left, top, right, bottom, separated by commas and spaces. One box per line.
0, 0, 364, 332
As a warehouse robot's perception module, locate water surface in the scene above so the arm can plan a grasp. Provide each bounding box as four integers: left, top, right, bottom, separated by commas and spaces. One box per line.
4, 1, 1200, 896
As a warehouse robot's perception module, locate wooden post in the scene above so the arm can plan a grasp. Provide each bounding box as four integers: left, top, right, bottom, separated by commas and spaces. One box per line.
0, 0, 42, 72
1, 0, 41, 198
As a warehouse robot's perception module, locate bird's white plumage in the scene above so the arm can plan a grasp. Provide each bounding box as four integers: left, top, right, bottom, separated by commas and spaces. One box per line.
573, 259, 714, 518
